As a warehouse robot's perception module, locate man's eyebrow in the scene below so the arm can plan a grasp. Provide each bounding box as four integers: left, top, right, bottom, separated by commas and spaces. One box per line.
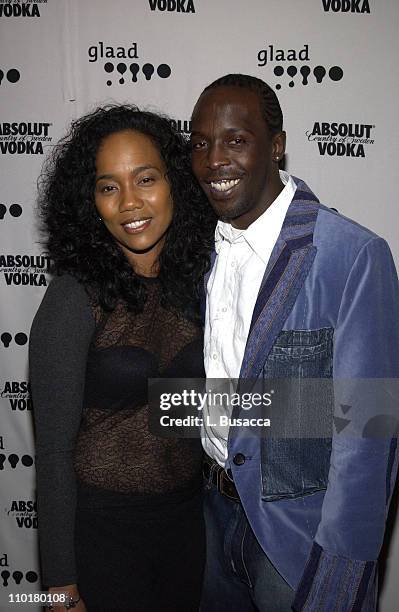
225, 127, 256, 135
190, 127, 255, 137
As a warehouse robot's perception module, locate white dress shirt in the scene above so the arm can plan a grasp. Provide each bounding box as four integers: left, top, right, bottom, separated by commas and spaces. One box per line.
202, 171, 297, 466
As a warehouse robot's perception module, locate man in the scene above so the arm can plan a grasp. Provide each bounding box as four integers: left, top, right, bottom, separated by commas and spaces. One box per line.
190, 74, 399, 611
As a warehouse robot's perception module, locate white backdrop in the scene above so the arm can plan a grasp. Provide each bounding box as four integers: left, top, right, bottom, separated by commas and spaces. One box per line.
1, 0, 398, 610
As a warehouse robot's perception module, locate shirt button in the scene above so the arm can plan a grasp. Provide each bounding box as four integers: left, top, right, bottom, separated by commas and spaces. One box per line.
212, 353, 218, 360
222, 307, 227, 312
233, 453, 246, 466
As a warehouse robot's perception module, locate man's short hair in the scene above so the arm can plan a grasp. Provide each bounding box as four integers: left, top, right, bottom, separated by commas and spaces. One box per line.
200, 73, 283, 136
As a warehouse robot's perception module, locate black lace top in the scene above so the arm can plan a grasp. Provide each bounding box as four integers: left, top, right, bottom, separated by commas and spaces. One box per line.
29, 274, 205, 587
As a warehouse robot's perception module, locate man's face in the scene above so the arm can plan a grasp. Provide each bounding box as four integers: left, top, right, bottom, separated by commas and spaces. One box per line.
191, 86, 285, 229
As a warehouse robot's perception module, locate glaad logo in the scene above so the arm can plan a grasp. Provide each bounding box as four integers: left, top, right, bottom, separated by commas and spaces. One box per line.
0, 203, 22, 219
0, 454, 34, 469
0, 122, 53, 154
306, 122, 375, 157
0, 2, 41, 17
0, 332, 28, 348
170, 119, 191, 134
88, 42, 172, 86
7, 500, 37, 529
148, 0, 195, 12
0, 554, 38, 586
0, 253, 51, 286
0, 68, 20, 86
1, 380, 31, 412
257, 43, 344, 90
322, 0, 370, 13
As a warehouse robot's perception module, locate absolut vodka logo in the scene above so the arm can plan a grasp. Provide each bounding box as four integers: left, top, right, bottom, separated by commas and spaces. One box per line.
1, 380, 31, 412
148, 0, 195, 12
7, 500, 37, 529
0, 2, 42, 18
322, 0, 370, 13
0, 253, 51, 286
170, 119, 191, 134
0, 122, 53, 154
306, 122, 375, 157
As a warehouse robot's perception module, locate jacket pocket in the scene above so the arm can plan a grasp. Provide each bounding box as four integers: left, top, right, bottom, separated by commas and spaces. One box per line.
260, 327, 334, 501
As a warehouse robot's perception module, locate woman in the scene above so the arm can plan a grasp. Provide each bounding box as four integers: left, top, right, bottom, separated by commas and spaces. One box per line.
29, 105, 215, 611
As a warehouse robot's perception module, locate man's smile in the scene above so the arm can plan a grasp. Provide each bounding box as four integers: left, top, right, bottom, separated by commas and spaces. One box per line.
209, 178, 241, 192
204, 177, 244, 200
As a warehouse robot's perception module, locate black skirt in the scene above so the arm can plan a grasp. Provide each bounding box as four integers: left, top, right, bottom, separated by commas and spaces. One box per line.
75, 483, 205, 612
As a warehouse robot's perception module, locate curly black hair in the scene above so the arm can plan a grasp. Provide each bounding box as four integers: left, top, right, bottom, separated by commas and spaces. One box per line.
38, 104, 216, 318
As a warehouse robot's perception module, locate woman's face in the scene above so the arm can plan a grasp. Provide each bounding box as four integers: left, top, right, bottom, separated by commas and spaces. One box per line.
95, 129, 173, 275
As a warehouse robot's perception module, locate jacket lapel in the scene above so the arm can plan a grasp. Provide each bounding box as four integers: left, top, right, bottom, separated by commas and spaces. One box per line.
239, 178, 320, 380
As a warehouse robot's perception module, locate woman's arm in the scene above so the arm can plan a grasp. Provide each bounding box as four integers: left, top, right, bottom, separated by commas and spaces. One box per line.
29, 275, 95, 590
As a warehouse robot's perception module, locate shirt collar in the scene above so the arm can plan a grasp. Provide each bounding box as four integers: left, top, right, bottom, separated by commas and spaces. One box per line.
214, 171, 296, 262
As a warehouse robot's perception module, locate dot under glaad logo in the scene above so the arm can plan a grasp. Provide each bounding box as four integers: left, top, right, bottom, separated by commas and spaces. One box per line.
272, 64, 343, 90
103, 61, 172, 86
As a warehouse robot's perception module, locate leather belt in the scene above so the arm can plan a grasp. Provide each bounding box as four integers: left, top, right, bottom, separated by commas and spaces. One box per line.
203, 455, 240, 502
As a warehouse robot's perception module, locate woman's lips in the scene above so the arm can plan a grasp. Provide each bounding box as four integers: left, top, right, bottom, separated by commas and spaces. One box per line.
122, 218, 152, 234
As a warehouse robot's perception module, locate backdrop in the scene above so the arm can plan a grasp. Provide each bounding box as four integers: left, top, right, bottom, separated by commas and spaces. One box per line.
1, 0, 398, 610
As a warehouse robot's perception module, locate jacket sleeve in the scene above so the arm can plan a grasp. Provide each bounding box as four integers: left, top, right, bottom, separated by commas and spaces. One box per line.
29, 275, 95, 587
293, 237, 399, 611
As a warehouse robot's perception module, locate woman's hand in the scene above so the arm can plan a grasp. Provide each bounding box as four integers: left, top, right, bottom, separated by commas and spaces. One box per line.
46, 584, 87, 611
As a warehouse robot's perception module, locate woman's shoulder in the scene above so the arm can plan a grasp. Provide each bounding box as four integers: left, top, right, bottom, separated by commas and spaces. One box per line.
33, 274, 96, 329
44, 273, 91, 305
47, 272, 84, 291
29, 274, 97, 367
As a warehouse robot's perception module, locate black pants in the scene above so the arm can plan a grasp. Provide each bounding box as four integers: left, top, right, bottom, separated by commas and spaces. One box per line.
75, 490, 205, 612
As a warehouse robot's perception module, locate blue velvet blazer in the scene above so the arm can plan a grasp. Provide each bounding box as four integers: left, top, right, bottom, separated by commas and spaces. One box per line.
203, 177, 399, 611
